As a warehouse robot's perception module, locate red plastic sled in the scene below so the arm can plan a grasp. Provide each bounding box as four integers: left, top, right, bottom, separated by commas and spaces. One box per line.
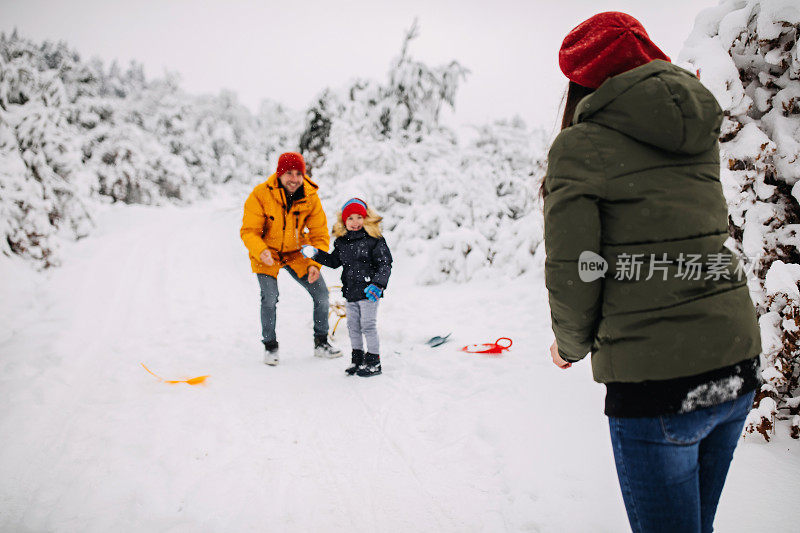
461, 337, 513, 355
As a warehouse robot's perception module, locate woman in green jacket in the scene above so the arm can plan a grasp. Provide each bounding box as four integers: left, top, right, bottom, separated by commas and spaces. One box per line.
542, 12, 762, 533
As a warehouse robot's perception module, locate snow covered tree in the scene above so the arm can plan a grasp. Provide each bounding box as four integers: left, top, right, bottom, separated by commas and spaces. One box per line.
1, 30, 302, 269
258, 99, 306, 175
300, 20, 469, 171
299, 22, 547, 283
298, 88, 338, 175
680, 0, 800, 439
0, 34, 92, 267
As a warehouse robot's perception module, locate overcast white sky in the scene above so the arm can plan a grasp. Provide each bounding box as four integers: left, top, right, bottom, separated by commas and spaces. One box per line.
3, 0, 719, 132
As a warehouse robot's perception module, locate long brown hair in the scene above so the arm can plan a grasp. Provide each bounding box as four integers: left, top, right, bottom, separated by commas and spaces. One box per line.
538, 81, 595, 200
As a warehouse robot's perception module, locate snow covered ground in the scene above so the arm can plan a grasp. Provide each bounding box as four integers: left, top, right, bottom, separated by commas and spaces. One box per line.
1, 199, 798, 532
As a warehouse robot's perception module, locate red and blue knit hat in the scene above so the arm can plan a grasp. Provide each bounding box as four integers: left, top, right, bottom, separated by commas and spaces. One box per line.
341, 198, 368, 223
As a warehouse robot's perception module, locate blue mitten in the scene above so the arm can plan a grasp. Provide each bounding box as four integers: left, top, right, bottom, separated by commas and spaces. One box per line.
364, 284, 382, 302
301, 245, 318, 258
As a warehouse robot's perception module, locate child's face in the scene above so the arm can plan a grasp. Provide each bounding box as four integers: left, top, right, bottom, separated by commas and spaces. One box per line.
345, 214, 364, 231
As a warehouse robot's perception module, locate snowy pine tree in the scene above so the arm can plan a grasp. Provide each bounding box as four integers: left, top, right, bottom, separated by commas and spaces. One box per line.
0, 34, 91, 267
299, 22, 548, 283
0, 31, 302, 269
680, 0, 800, 440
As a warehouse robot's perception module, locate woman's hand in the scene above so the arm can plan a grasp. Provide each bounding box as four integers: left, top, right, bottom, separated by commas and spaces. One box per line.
260, 249, 275, 266
550, 340, 572, 369
307, 265, 321, 283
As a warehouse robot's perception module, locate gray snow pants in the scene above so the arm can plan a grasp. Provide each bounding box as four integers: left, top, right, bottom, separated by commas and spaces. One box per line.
345, 299, 380, 354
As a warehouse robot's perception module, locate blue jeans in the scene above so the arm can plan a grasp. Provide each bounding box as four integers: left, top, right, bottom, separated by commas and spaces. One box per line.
608, 389, 755, 533
256, 267, 329, 344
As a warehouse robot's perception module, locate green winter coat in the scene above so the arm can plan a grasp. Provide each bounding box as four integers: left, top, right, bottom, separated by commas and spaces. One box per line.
543, 59, 762, 383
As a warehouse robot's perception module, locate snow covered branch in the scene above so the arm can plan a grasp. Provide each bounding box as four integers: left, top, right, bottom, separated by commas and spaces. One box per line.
298, 25, 546, 283
680, 0, 800, 440
0, 31, 302, 269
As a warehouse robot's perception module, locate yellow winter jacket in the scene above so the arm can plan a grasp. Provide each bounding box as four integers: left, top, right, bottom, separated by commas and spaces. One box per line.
240, 173, 330, 278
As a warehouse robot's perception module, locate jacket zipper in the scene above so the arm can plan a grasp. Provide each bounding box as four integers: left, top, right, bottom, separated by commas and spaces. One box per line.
279, 187, 287, 254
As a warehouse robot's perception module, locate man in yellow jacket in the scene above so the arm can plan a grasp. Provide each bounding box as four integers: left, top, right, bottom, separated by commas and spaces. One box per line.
240, 152, 342, 365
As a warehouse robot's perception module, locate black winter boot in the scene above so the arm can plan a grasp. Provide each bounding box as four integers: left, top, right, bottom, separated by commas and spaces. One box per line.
357, 352, 381, 377
345, 349, 364, 375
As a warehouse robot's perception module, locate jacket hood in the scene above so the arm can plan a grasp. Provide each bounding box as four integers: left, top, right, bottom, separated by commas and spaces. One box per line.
574, 60, 722, 155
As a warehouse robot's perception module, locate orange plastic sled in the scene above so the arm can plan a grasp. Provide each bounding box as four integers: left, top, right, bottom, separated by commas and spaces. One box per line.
141, 363, 209, 385
461, 337, 513, 355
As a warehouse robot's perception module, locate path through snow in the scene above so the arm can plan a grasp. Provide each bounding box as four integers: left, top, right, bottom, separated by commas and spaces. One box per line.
1, 200, 797, 532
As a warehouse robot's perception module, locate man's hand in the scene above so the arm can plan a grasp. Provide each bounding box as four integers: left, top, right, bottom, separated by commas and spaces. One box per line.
550, 340, 572, 369
259, 249, 275, 266
307, 265, 320, 283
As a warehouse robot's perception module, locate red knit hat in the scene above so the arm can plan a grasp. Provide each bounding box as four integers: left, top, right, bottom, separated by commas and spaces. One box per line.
559, 12, 670, 89
341, 198, 368, 223
276, 152, 306, 177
